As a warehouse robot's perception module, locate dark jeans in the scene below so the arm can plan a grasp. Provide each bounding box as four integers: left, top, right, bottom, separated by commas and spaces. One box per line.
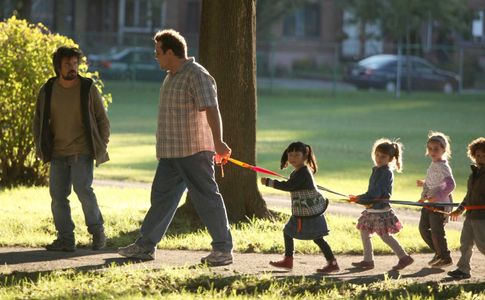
49, 154, 104, 242
135, 151, 232, 252
419, 208, 451, 259
284, 233, 335, 261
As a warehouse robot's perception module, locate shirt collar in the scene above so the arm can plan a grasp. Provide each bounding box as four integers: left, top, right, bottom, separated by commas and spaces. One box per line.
170, 57, 194, 75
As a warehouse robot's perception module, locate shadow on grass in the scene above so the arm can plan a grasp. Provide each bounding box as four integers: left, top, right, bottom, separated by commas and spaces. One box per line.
2, 262, 484, 299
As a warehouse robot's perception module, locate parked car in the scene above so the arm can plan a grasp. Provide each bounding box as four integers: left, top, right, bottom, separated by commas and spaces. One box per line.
344, 54, 460, 93
88, 47, 165, 81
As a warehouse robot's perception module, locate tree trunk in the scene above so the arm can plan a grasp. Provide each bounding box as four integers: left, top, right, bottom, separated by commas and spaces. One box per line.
177, 0, 270, 223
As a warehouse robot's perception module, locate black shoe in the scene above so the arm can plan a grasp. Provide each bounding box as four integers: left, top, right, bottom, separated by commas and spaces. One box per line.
448, 269, 471, 279
92, 230, 107, 250
45, 238, 76, 252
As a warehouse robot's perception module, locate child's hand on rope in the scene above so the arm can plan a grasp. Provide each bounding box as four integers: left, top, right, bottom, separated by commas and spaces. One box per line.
449, 208, 463, 221
260, 177, 268, 185
348, 195, 358, 203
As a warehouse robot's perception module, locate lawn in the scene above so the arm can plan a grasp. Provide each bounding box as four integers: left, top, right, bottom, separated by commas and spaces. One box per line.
0, 186, 460, 254
1, 265, 484, 299
2, 82, 481, 252
97, 81, 485, 202
1, 82, 484, 299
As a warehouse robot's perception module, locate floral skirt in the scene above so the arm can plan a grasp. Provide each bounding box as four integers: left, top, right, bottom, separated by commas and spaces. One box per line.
356, 210, 403, 236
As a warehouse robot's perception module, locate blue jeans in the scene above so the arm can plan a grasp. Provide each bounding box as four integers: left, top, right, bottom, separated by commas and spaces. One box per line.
136, 151, 233, 252
49, 154, 104, 242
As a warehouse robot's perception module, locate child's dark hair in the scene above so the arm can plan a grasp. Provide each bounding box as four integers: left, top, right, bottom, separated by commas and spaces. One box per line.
280, 141, 318, 173
372, 138, 403, 172
467, 137, 485, 163
52, 46, 83, 76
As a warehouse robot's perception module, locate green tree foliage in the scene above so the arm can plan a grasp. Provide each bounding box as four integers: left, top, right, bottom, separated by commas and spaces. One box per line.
0, 16, 111, 187
340, 0, 472, 49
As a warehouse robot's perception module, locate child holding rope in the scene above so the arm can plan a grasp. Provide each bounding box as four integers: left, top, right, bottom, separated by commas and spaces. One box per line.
448, 137, 485, 279
261, 141, 338, 273
417, 131, 455, 268
349, 139, 414, 271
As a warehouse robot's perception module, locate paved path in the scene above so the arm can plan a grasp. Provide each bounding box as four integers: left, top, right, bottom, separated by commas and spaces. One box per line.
1, 247, 484, 284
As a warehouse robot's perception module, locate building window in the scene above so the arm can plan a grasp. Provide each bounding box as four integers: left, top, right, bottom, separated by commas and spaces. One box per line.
472, 11, 484, 42
124, 0, 163, 32
283, 3, 321, 37
31, 0, 55, 29
186, 1, 200, 34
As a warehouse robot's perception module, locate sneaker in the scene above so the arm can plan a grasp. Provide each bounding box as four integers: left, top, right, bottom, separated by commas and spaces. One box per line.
269, 256, 293, 270
45, 238, 76, 252
432, 257, 453, 268
92, 230, 107, 250
351, 260, 375, 269
392, 255, 414, 271
316, 259, 340, 273
200, 250, 233, 266
448, 269, 471, 280
428, 254, 441, 266
118, 243, 155, 260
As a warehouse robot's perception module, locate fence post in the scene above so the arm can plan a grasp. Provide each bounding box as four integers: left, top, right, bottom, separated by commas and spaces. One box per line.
332, 43, 339, 97
458, 46, 464, 94
396, 41, 402, 99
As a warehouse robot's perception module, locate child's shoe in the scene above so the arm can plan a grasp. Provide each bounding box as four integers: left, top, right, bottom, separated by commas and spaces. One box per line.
447, 269, 471, 280
316, 259, 340, 273
392, 255, 414, 271
269, 256, 293, 269
351, 260, 375, 269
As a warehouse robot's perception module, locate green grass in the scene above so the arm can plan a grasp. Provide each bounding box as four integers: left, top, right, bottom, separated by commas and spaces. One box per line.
1, 82, 479, 252
0, 186, 460, 254
1, 266, 484, 299
1, 82, 484, 299
96, 82, 485, 203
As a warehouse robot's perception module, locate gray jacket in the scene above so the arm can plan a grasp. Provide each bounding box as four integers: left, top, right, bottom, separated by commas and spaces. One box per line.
33, 76, 110, 166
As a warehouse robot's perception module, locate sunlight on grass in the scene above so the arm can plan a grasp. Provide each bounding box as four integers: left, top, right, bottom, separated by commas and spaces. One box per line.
92, 82, 484, 206
0, 186, 460, 255
0, 263, 484, 299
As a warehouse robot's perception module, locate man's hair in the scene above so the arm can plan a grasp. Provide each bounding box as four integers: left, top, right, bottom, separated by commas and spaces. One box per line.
52, 46, 82, 76
153, 29, 187, 58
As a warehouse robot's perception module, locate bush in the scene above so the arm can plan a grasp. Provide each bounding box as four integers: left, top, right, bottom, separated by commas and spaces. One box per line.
0, 16, 111, 187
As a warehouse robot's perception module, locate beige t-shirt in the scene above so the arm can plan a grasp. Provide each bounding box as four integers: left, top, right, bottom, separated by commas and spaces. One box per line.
50, 79, 91, 156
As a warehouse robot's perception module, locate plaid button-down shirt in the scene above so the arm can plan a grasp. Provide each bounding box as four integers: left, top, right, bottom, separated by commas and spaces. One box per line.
156, 58, 217, 158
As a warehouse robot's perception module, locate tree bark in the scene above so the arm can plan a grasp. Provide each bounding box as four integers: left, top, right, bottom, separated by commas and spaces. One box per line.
176, 0, 270, 223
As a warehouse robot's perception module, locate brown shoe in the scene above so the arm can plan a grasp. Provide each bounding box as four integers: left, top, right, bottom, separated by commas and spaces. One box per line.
392, 255, 414, 271
428, 254, 441, 266
316, 259, 340, 273
269, 256, 293, 269
432, 257, 453, 268
351, 260, 375, 269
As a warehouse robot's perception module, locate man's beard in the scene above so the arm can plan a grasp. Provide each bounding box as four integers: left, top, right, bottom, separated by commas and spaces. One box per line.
61, 71, 77, 81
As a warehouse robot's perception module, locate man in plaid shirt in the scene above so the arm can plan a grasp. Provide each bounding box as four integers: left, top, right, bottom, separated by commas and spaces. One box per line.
118, 29, 233, 266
